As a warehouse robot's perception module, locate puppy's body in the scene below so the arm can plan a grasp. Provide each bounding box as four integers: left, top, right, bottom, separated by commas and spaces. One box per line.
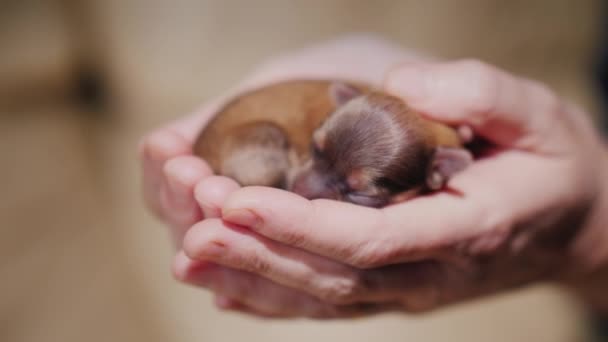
194, 80, 471, 207
195, 80, 365, 187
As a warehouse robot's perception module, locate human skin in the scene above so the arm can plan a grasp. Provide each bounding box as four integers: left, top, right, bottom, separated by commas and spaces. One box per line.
139, 35, 608, 318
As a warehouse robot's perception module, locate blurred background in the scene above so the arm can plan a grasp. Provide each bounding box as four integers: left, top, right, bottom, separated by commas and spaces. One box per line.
1, 0, 606, 341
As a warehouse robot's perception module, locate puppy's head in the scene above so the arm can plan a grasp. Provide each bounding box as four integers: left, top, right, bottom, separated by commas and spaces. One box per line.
290, 82, 430, 207
290, 82, 471, 207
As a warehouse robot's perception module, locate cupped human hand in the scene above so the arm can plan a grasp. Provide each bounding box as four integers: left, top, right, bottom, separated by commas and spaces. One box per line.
138, 34, 423, 246
178, 59, 608, 318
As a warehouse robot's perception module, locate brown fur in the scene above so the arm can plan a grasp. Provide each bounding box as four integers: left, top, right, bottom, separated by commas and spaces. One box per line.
194, 80, 470, 207
316, 92, 461, 190
194, 80, 370, 186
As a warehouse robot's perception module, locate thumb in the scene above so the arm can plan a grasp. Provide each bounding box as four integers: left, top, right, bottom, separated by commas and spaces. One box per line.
384, 60, 565, 153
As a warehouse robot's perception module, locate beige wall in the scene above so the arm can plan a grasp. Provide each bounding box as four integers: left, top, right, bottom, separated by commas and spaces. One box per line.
1, 1, 602, 341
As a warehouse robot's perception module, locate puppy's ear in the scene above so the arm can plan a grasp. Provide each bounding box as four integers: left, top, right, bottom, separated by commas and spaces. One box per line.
329, 82, 362, 106
426, 147, 473, 190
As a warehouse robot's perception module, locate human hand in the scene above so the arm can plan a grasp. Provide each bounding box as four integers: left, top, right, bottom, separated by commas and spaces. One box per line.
138, 34, 423, 247
179, 59, 608, 318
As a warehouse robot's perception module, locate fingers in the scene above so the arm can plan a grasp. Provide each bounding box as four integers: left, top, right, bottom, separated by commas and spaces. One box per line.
139, 129, 193, 220
157, 156, 212, 247
184, 218, 371, 304
174, 251, 316, 318
161, 156, 212, 235
183, 219, 446, 311
221, 186, 480, 268
194, 176, 240, 219
384, 60, 567, 154
139, 111, 235, 246
138, 94, 228, 223
172, 251, 393, 318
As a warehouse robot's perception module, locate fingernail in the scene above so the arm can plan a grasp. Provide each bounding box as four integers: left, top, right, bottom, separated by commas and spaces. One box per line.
223, 209, 261, 229
386, 65, 427, 101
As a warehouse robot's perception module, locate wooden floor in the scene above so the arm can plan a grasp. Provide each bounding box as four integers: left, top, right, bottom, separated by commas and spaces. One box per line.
0, 1, 603, 341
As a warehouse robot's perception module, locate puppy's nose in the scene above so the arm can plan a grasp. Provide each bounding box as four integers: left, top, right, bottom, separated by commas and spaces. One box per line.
290, 170, 337, 200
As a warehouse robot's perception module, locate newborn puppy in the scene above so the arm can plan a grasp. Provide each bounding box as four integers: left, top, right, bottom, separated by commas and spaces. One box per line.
194, 80, 472, 207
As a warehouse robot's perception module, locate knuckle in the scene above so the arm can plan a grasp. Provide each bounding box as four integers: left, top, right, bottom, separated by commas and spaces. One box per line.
278, 227, 308, 248
244, 250, 272, 275
185, 221, 273, 275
